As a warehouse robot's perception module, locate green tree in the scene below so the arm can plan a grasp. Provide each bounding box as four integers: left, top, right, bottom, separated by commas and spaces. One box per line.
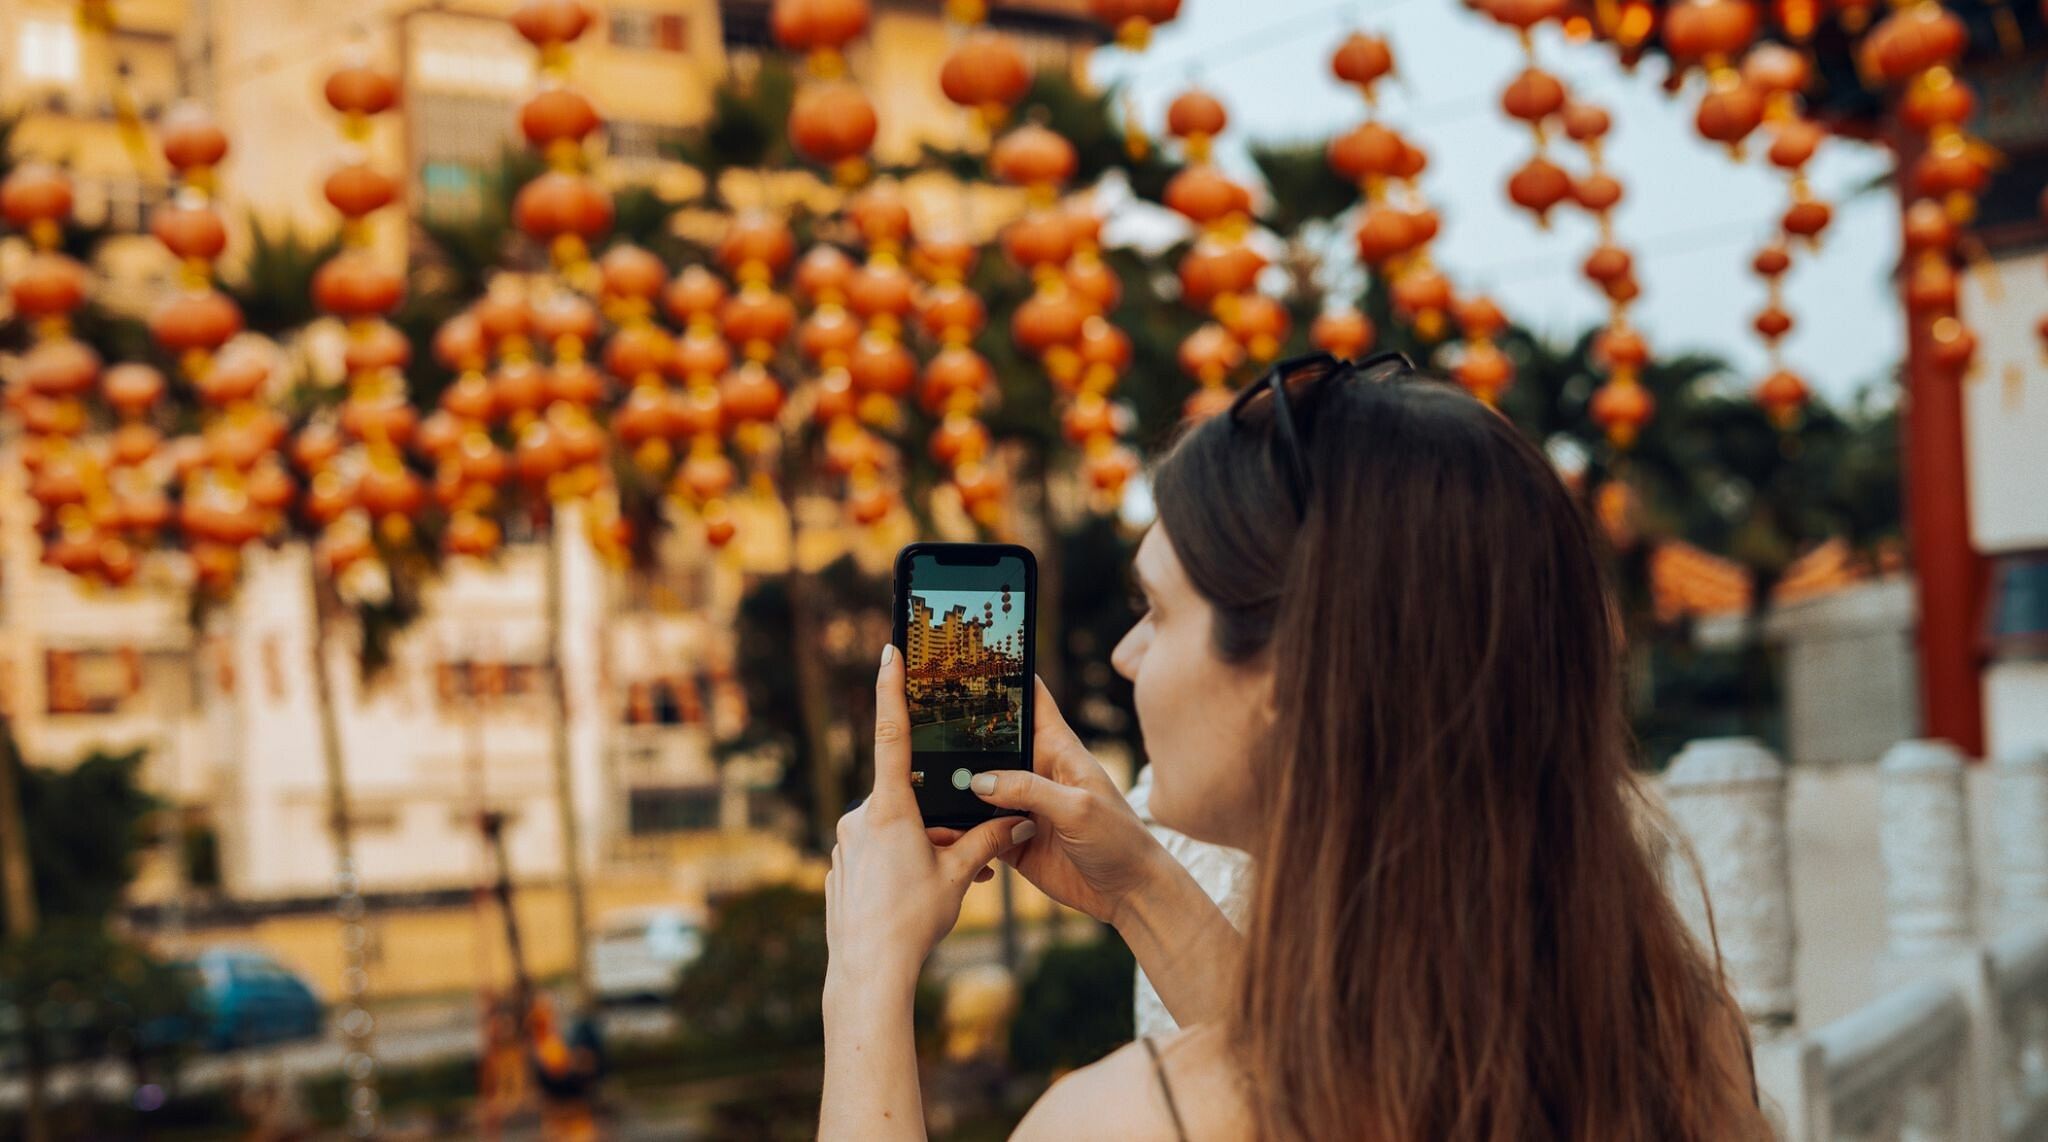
223, 217, 342, 338
0, 742, 200, 1140
1007, 925, 1135, 1074
1, 746, 156, 923
674, 885, 830, 1052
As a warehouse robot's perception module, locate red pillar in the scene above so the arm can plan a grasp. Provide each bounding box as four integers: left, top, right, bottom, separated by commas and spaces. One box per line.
1897, 175, 1987, 760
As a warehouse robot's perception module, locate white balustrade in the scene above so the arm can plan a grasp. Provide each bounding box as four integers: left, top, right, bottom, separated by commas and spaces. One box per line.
1991, 747, 2048, 930
1663, 737, 1798, 1034
1879, 740, 1978, 967
1990, 924, 2048, 1140
1654, 735, 2048, 1141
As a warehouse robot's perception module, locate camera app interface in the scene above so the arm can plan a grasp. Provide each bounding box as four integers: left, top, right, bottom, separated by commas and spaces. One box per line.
904, 557, 1027, 755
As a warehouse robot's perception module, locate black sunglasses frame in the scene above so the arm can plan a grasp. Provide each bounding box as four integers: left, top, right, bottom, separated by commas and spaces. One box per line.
1228, 348, 1416, 518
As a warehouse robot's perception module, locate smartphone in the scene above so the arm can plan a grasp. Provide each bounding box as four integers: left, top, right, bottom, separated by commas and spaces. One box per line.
891, 542, 1037, 828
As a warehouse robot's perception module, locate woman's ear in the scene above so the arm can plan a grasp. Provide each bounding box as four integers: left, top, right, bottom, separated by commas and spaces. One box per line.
1256, 657, 1282, 723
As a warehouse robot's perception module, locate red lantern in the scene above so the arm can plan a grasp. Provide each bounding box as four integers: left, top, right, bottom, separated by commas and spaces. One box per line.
1331, 32, 1394, 90
989, 124, 1078, 190
1165, 89, 1228, 144
1501, 67, 1567, 124
160, 104, 229, 172
150, 202, 229, 262
1, 164, 74, 232
789, 81, 879, 170
1311, 309, 1374, 359
22, 338, 100, 398
10, 253, 88, 319
511, 0, 597, 48
149, 290, 244, 355
103, 364, 167, 418
1507, 155, 1573, 223
521, 86, 601, 147
312, 251, 404, 318
1454, 342, 1515, 401
1662, 0, 1759, 65
1756, 368, 1809, 427
667, 266, 732, 324
1591, 381, 1655, 447
722, 363, 786, 423
940, 33, 1031, 120
512, 170, 614, 242
324, 63, 399, 117
323, 164, 399, 220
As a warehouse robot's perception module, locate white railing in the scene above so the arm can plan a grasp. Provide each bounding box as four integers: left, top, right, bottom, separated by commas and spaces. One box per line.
1665, 739, 2048, 1141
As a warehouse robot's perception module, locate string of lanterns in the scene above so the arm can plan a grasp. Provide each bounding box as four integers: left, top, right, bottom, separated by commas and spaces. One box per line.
921, 3, 1017, 525
1475, 0, 1656, 447
509, 0, 639, 566
312, 58, 418, 595
4, 0, 2031, 575
1326, 30, 1433, 357
4, 165, 142, 586
1744, 43, 1822, 429
152, 106, 287, 591
1162, 89, 1262, 421
1861, 0, 1984, 377
844, 185, 919, 528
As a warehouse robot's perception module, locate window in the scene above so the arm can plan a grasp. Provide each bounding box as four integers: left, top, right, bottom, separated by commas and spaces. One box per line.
19, 20, 82, 86
627, 786, 721, 835
610, 9, 688, 52
718, 0, 781, 51
45, 649, 142, 715
610, 120, 688, 163
77, 177, 168, 234
412, 91, 519, 221
434, 659, 552, 709
620, 561, 711, 614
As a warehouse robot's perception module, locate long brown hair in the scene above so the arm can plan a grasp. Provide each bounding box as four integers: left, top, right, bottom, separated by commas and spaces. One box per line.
1153, 366, 1763, 1141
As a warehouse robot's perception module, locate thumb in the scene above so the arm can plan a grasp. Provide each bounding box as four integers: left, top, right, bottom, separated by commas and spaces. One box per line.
939, 816, 1038, 883
1032, 676, 1102, 787
969, 767, 1085, 820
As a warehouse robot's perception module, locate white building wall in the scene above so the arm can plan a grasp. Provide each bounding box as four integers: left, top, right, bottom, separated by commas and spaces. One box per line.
1961, 261, 2048, 556
1963, 254, 2048, 764
224, 536, 618, 900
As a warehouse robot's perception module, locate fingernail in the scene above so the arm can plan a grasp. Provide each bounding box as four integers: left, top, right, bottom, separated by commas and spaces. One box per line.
1010, 819, 1038, 845
970, 773, 997, 795
880, 644, 895, 667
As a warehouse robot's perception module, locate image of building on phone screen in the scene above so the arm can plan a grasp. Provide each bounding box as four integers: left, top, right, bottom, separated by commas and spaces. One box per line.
905, 584, 1025, 752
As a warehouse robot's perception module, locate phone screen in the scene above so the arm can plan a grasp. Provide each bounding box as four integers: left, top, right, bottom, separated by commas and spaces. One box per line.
894, 544, 1035, 826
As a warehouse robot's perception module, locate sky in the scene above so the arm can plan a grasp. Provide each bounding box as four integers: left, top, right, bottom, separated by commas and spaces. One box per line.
1087, 0, 1903, 404
912, 588, 1026, 647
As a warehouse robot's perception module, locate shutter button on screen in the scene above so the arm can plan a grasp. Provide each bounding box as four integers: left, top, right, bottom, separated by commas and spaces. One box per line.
951, 767, 973, 790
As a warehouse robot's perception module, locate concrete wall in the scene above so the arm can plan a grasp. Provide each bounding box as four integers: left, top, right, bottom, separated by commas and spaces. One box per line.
1766, 578, 1919, 767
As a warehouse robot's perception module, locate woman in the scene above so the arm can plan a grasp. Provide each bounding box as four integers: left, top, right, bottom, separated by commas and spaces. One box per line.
822, 354, 1769, 1140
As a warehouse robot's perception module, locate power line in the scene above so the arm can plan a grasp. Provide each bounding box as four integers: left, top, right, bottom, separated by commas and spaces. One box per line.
1115, 0, 1426, 83
1458, 189, 1887, 286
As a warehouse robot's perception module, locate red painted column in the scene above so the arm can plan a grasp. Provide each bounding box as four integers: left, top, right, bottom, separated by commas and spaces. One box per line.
1897, 171, 1987, 760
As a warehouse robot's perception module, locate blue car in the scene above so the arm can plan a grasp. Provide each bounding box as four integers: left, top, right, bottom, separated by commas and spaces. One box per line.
187, 948, 325, 1052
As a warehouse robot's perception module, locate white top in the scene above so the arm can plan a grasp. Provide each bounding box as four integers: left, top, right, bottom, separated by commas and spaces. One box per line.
1126, 764, 1254, 1037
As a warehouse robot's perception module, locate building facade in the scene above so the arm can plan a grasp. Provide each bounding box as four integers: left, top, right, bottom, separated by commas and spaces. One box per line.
0, 0, 1104, 901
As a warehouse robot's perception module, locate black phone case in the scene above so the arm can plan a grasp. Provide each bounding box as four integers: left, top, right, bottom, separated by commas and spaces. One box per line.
891, 542, 1036, 828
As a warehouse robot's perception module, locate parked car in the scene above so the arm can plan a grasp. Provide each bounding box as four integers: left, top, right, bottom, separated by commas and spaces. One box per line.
590, 906, 705, 1004
187, 948, 324, 1052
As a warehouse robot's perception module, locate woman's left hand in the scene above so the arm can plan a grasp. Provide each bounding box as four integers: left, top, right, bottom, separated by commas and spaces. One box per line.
825, 644, 1036, 995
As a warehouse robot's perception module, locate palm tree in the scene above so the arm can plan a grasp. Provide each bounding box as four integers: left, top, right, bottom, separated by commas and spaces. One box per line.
222, 217, 341, 338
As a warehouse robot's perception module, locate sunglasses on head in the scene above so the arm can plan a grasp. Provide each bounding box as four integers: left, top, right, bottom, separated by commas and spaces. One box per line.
1227, 349, 1417, 519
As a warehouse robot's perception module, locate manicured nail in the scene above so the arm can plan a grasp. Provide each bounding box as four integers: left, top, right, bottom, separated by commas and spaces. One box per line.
880, 644, 895, 667
1010, 819, 1038, 845
970, 773, 997, 795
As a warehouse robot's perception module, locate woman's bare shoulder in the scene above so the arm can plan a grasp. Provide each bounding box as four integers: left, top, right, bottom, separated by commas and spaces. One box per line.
1011, 1026, 1248, 1142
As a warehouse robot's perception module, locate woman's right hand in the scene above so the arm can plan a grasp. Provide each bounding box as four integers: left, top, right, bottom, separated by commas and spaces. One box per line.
957, 678, 1172, 927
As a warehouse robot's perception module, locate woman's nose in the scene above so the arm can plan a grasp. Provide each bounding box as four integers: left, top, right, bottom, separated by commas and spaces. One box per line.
1111, 624, 1145, 682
